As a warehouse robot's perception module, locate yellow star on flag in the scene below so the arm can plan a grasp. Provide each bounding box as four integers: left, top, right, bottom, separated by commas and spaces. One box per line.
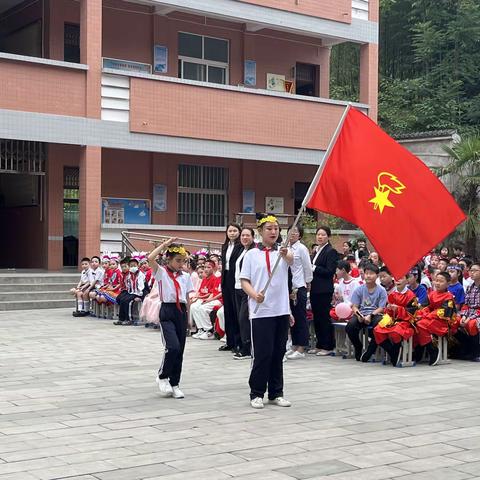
369, 187, 395, 214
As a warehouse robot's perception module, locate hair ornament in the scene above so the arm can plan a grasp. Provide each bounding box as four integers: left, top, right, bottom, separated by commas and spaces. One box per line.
167, 246, 188, 257
257, 215, 278, 227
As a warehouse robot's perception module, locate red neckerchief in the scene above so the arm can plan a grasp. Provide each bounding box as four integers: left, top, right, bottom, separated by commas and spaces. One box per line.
164, 267, 182, 311
258, 243, 278, 276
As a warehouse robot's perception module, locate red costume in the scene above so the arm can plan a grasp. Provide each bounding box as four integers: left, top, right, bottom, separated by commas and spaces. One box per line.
415, 290, 459, 346
374, 288, 419, 344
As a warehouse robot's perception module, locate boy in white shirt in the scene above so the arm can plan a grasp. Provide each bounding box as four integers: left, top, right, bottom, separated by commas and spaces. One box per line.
330, 260, 362, 321
241, 214, 293, 410
71, 257, 92, 317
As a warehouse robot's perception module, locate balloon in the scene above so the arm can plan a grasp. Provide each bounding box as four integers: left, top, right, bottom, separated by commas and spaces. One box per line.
335, 302, 353, 320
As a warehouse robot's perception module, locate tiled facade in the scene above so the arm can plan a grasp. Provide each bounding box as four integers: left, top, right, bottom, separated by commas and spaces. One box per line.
0, 0, 379, 269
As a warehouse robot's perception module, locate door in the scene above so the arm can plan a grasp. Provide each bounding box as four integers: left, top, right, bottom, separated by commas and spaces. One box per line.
63, 167, 79, 266
295, 63, 318, 97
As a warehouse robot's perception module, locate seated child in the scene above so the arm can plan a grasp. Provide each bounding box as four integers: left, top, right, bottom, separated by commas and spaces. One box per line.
378, 266, 395, 294
190, 261, 222, 339
454, 262, 480, 361
97, 256, 122, 305
415, 271, 459, 365
346, 264, 387, 362
71, 257, 91, 317
374, 275, 420, 366
140, 281, 161, 328
85, 256, 104, 315
407, 267, 428, 306
113, 257, 145, 326
447, 264, 465, 310
330, 260, 362, 321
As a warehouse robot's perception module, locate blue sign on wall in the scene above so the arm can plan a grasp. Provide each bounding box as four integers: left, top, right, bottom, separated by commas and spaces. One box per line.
102, 198, 151, 225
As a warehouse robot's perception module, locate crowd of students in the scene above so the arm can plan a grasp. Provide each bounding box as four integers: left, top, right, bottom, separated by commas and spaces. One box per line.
70, 220, 480, 406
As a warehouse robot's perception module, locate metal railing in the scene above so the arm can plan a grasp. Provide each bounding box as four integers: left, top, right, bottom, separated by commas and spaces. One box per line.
121, 231, 223, 257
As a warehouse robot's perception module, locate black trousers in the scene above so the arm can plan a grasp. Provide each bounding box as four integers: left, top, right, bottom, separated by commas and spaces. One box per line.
223, 272, 241, 350
118, 292, 142, 321
345, 314, 383, 350
310, 292, 335, 350
249, 315, 289, 400
453, 330, 480, 359
290, 287, 309, 347
235, 289, 251, 355
158, 303, 187, 387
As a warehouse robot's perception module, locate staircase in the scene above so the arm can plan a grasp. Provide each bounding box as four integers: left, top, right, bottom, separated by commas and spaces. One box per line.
0, 273, 78, 311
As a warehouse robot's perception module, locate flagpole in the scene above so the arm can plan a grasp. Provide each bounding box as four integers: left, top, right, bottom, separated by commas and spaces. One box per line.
253, 103, 352, 313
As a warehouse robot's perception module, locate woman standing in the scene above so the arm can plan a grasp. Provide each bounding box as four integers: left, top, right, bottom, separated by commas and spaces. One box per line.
220, 223, 243, 352
309, 225, 338, 356
233, 227, 256, 359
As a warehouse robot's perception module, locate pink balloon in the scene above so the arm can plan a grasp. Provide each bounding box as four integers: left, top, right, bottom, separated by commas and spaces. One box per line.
335, 302, 352, 320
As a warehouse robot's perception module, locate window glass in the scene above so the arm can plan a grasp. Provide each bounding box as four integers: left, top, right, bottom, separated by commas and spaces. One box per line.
182, 62, 206, 81
178, 32, 202, 58
204, 37, 228, 62
208, 66, 226, 85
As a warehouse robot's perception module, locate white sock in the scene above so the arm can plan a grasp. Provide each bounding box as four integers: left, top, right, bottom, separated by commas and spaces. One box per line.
85, 301, 90, 311
78, 300, 84, 311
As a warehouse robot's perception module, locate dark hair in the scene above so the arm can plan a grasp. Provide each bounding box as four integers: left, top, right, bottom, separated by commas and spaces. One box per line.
129, 258, 139, 265
165, 243, 185, 259
364, 263, 380, 275
241, 227, 256, 250
437, 271, 451, 282
407, 266, 422, 285
288, 224, 304, 238
337, 260, 351, 273
463, 257, 473, 267
91, 256, 101, 262
379, 266, 391, 275
438, 258, 449, 265
120, 257, 130, 265
223, 222, 241, 247
453, 244, 464, 251
316, 225, 331, 237
346, 254, 356, 262
343, 241, 352, 248
358, 250, 368, 260
81, 257, 90, 263
471, 261, 480, 269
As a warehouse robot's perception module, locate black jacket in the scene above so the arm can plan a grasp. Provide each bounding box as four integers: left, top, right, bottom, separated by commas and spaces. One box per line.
221, 242, 243, 288
310, 243, 338, 295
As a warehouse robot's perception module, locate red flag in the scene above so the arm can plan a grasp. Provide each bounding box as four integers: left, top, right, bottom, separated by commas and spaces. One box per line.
307, 107, 466, 278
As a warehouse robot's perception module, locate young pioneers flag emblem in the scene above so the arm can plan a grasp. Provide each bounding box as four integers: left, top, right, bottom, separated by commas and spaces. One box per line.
306, 107, 466, 278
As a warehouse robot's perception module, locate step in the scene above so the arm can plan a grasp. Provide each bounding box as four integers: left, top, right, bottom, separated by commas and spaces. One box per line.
0, 291, 73, 302
0, 274, 79, 285
0, 283, 76, 293
0, 299, 74, 311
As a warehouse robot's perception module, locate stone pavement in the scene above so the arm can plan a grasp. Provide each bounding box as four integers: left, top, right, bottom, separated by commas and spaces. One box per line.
1, 309, 480, 480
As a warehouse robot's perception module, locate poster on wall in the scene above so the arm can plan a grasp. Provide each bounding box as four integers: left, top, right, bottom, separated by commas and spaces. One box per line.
242, 190, 255, 213
265, 196, 284, 214
244, 60, 256, 86
266, 73, 285, 92
102, 57, 152, 74
153, 184, 167, 211
102, 198, 151, 225
154, 45, 168, 73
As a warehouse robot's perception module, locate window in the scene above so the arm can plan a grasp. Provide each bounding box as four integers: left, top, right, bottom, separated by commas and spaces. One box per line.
177, 165, 228, 226
64, 24, 80, 63
178, 32, 229, 85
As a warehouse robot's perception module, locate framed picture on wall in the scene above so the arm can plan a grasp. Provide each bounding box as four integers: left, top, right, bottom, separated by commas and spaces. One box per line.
244, 60, 256, 86
154, 45, 168, 73
243, 190, 255, 213
153, 184, 167, 212
266, 73, 285, 92
265, 196, 284, 214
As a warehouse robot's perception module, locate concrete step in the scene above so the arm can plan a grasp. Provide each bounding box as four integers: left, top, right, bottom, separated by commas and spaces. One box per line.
0, 299, 73, 311
0, 291, 72, 302
0, 274, 78, 285
0, 283, 75, 293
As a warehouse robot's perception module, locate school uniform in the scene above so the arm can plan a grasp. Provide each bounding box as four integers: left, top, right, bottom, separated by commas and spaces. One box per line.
289, 240, 313, 347
88, 267, 105, 290
117, 271, 145, 323
240, 244, 290, 400
190, 275, 222, 331
155, 266, 194, 387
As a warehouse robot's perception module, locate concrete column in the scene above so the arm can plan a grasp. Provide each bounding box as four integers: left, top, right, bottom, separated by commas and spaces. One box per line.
79, 146, 102, 260
319, 47, 331, 98
80, 0, 102, 118
359, 43, 378, 122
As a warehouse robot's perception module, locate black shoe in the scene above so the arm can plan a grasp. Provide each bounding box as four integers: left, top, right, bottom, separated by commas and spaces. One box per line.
413, 345, 425, 363
390, 343, 402, 367
124, 321, 133, 326
72, 311, 83, 317
427, 343, 440, 366
233, 351, 251, 360
354, 345, 362, 361
113, 320, 124, 325
360, 342, 377, 363
218, 345, 233, 352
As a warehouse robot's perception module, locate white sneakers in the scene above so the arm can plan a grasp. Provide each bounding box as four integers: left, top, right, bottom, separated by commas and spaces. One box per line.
269, 397, 292, 407
250, 397, 264, 409
191, 329, 204, 338
156, 377, 184, 399
197, 330, 215, 340
316, 349, 335, 356
286, 351, 305, 360
250, 396, 292, 409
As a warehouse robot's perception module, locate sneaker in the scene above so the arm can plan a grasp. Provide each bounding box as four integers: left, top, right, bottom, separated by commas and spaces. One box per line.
315, 350, 334, 357
113, 320, 125, 325
250, 397, 264, 409
287, 351, 305, 360
172, 386, 185, 399
390, 344, 402, 367
220, 336, 227, 343
307, 348, 319, 355
156, 377, 173, 397
218, 344, 233, 351
233, 352, 251, 360
198, 330, 215, 340
191, 329, 204, 339
269, 397, 292, 407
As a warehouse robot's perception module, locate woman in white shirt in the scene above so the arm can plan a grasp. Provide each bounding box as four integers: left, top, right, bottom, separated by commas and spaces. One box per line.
233, 227, 256, 360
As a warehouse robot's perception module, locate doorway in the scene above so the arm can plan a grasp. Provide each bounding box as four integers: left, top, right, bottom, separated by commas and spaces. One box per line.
295, 63, 318, 97
294, 182, 317, 218
63, 167, 79, 266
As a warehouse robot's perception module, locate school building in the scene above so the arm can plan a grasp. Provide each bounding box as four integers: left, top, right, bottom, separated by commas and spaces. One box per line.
0, 0, 378, 270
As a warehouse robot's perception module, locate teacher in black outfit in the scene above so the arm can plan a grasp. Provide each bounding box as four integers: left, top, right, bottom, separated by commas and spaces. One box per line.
219, 222, 243, 352
309, 225, 338, 356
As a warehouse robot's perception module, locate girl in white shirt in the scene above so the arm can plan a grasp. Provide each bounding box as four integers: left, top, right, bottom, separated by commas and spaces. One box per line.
240, 214, 293, 410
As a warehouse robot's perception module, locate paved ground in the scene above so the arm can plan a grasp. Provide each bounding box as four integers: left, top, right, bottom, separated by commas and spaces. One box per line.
1, 309, 480, 480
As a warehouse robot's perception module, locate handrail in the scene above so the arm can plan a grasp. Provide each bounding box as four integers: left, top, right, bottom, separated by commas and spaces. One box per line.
121, 230, 223, 256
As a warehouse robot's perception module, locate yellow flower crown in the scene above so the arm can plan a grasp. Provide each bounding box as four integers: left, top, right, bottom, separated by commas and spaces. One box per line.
257, 215, 278, 227
167, 246, 187, 257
